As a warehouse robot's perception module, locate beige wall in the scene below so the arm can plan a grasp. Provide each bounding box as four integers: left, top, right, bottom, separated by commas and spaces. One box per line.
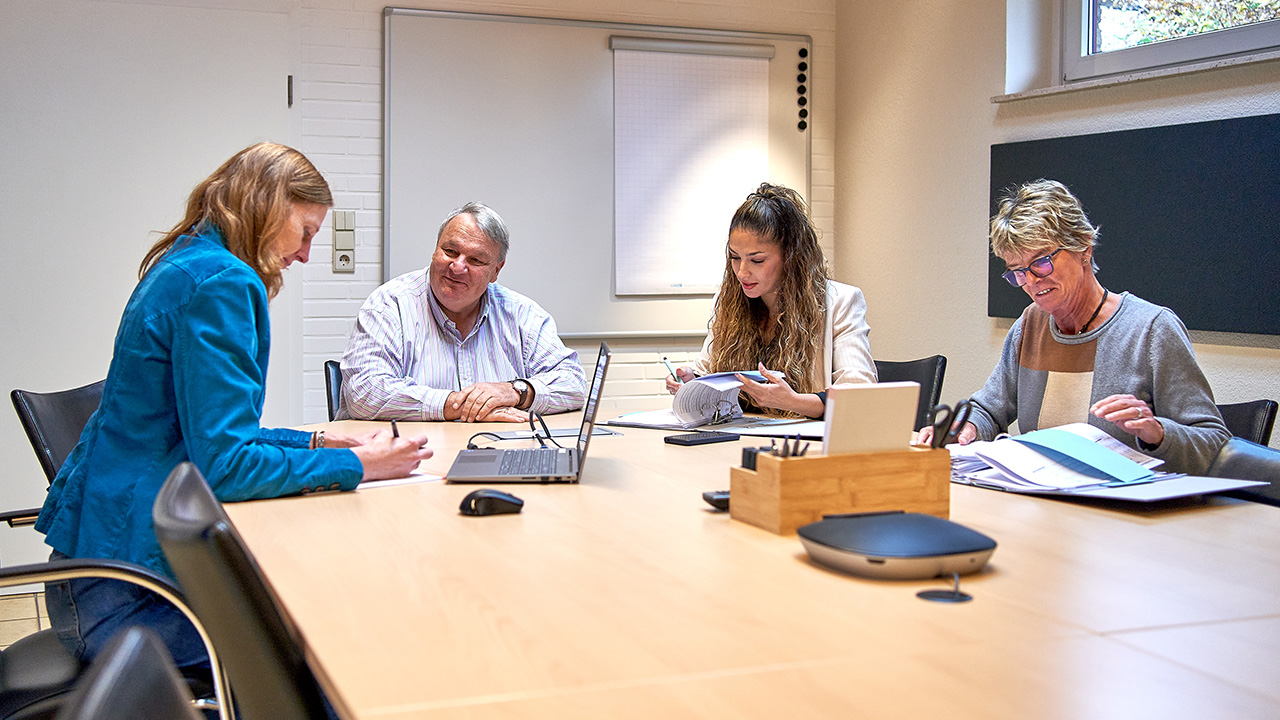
834, 0, 1280, 445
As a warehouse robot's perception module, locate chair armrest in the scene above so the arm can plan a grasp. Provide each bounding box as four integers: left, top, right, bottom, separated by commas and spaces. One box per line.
0, 558, 231, 720
0, 508, 42, 528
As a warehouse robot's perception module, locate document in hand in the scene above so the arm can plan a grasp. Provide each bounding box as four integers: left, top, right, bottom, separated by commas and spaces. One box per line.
604, 371, 821, 436
669, 371, 776, 426
948, 423, 1264, 502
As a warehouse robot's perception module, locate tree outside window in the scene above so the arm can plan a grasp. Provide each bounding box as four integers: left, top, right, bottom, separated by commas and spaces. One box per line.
1096, 0, 1280, 53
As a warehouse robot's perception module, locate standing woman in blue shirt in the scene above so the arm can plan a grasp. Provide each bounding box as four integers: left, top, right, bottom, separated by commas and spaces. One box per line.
36, 142, 433, 674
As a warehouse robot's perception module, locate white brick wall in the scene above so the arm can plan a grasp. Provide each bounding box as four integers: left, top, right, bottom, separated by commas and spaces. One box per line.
295, 0, 837, 423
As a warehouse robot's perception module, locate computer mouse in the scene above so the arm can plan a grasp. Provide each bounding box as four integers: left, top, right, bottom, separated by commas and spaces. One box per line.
459, 488, 524, 516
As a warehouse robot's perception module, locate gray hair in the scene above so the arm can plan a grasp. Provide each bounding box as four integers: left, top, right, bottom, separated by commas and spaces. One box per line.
991, 179, 1099, 273
437, 201, 510, 261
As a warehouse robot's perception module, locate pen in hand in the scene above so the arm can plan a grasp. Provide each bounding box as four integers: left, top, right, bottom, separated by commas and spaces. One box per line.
391, 420, 399, 438
662, 356, 683, 384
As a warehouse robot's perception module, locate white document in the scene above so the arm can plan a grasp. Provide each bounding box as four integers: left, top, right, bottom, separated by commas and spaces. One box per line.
946, 422, 1264, 502
604, 410, 819, 437
671, 372, 758, 426
605, 371, 779, 429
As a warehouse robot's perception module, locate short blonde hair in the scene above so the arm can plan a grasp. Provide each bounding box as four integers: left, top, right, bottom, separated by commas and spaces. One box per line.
990, 179, 1098, 268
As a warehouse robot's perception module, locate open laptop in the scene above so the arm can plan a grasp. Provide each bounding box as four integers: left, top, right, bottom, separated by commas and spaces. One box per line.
446, 342, 611, 483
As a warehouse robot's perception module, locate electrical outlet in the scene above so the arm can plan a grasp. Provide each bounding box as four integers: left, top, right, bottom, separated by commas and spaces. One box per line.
332, 210, 355, 274
333, 248, 355, 273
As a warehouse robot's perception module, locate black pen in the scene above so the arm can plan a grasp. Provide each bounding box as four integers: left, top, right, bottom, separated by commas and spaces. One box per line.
391, 420, 399, 438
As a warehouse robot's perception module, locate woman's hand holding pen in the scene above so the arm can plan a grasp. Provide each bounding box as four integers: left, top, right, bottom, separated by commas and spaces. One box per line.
664, 366, 695, 394
352, 428, 434, 481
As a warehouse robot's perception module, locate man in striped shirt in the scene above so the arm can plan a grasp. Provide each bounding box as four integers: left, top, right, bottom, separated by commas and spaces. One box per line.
337, 202, 586, 422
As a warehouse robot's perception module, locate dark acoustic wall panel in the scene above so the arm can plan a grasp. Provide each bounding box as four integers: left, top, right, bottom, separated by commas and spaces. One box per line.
988, 114, 1280, 336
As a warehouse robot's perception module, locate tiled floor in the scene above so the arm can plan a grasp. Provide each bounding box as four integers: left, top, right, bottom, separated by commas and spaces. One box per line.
0, 592, 49, 649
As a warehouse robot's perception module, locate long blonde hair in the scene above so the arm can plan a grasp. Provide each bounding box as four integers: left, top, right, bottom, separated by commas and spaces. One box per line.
709, 183, 828, 413
139, 142, 332, 299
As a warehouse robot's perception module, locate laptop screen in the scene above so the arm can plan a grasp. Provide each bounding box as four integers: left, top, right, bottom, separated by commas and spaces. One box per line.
575, 342, 611, 468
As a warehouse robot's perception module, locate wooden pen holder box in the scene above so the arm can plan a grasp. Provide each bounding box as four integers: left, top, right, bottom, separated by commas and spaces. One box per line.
728, 447, 951, 535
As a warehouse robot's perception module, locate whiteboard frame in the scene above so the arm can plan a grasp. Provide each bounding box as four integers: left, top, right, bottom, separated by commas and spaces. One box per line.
383, 7, 811, 337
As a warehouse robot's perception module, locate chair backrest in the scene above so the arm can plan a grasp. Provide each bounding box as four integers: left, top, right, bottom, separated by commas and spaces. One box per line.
10, 380, 106, 484
153, 462, 332, 720
54, 627, 201, 720
873, 356, 947, 431
1216, 399, 1278, 446
323, 360, 342, 422
1205, 437, 1280, 507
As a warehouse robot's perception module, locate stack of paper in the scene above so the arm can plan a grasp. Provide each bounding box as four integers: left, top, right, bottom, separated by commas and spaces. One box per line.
947, 423, 1262, 502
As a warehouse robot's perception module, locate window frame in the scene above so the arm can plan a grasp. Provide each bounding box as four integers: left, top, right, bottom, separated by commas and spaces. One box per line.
1062, 0, 1280, 82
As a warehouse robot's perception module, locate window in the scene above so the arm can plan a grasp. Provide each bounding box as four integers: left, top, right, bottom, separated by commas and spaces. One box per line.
1062, 0, 1280, 82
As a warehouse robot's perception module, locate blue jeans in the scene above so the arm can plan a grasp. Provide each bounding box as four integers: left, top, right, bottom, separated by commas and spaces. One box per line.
44, 550, 210, 673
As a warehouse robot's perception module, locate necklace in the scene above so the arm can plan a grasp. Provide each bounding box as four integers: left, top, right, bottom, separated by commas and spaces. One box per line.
1079, 288, 1109, 334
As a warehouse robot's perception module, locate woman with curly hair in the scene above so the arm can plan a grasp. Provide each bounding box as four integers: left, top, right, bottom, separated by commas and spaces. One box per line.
666, 183, 876, 417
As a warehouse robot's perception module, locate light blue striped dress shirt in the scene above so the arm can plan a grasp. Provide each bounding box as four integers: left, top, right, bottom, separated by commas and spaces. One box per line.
338, 270, 586, 420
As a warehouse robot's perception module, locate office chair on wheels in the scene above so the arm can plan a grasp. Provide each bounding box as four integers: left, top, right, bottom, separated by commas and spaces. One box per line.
322, 361, 342, 422
1215, 399, 1278, 446
1207, 437, 1280, 508
154, 462, 337, 720
6, 382, 105, 528
873, 356, 947, 431
0, 559, 228, 720
52, 627, 202, 720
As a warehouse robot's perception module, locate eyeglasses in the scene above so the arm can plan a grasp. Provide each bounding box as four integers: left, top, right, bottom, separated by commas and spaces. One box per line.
1001, 248, 1063, 287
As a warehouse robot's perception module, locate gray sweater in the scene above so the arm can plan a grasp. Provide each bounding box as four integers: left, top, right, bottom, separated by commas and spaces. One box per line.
970, 292, 1228, 475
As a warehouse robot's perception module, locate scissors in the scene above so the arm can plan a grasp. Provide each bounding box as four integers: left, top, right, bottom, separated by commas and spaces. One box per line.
927, 400, 973, 449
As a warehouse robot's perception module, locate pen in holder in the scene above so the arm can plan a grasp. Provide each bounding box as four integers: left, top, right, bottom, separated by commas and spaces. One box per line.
728, 446, 950, 535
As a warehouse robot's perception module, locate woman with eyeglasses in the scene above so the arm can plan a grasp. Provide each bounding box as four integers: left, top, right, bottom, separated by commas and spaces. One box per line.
665, 183, 877, 418
918, 179, 1227, 474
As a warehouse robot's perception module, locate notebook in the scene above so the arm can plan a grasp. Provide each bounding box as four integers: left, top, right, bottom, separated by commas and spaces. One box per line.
445, 342, 611, 483
823, 382, 921, 455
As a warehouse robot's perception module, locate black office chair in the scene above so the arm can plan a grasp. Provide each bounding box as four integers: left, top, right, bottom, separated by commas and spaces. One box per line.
7, 382, 105, 528
53, 627, 201, 720
1216, 399, 1278, 446
153, 462, 334, 720
1206, 437, 1280, 508
873, 356, 947, 431
0, 558, 227, 720
322, 360, 342, 422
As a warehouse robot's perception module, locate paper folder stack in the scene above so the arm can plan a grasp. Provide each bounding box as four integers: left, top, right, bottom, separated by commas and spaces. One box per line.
947, 423, 1262, 502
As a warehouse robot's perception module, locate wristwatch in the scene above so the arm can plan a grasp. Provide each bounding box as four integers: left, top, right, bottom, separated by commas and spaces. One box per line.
510, 379, 533, 410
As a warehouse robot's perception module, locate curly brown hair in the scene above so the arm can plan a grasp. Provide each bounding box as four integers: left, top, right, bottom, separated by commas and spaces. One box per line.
708, 183, 828, 414
139, 142, 332, 299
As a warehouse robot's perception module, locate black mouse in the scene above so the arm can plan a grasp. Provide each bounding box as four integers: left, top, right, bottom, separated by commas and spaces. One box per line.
459, 488, 524, 516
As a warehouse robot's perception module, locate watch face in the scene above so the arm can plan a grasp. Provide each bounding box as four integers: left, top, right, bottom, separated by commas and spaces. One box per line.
513, 379, 530, 393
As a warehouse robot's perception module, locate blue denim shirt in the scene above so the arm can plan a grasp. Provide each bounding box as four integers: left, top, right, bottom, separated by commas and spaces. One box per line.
36, 224, 362, 577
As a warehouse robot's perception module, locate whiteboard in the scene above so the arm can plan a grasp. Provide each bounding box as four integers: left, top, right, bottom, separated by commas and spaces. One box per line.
384, 8, 810, 336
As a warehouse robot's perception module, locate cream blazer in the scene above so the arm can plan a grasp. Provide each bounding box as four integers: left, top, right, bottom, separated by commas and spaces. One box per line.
693, 280, 877, 392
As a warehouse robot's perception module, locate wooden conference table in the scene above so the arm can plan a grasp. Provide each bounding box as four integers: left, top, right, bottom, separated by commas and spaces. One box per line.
224, 416, 1280, 719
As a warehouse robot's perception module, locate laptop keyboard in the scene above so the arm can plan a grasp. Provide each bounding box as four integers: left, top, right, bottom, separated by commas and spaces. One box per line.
499, 448, 564, 475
